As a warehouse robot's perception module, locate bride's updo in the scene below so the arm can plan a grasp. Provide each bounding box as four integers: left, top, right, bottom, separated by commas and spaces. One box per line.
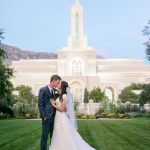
60, 81, 69, 101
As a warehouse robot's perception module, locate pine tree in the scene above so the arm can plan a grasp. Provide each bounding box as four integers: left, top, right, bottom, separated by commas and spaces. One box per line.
83, 88, 89, 103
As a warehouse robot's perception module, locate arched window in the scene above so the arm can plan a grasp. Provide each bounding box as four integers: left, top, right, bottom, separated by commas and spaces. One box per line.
72, 60, 82, 76
104, 87, 114, 101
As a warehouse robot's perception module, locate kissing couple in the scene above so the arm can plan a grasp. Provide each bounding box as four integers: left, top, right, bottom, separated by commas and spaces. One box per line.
38, 75, 96, 150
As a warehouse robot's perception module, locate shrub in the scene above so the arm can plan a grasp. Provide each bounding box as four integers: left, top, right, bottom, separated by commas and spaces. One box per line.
75, 112, 82, 119
116, 104, 125, 114
13, 102, 39, 119
88, 115, 96, 119
99, 97, 110, 113
0, 113, 5, 119
0, 104, 14, 118
118, 114, 125, 118
28, 106, 39, 118
130, 104, 141, 112
81, 115, 88, 119
107, 113, 116, 118
109, 103, 118, 113
99, 112, 108, 118
25, 113, 30, 119
127, 112, 150, 118
142, 113, 150, 118
127, 112, 143, 118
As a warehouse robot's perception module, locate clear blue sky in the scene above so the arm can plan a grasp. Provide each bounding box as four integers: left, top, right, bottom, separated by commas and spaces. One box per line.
1, 0, 150, 62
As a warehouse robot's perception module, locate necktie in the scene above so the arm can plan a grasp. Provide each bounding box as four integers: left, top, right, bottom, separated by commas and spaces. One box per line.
51, 89, 54, 99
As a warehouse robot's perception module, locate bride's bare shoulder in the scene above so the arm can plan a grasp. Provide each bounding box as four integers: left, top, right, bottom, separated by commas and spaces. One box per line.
62, 94, 67, 101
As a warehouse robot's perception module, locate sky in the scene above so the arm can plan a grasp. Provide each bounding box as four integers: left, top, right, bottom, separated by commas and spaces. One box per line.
0, 0, 150, 63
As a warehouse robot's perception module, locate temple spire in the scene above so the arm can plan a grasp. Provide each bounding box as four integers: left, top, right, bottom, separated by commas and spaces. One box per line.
75, 0, 80, 4
67, 0, 88, 49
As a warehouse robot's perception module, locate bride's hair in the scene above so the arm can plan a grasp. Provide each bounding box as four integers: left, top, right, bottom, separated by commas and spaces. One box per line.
60, 81, 69, 101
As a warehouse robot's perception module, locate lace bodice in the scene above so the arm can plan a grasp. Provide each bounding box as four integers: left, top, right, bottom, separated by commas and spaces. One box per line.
55, 94, 67, 107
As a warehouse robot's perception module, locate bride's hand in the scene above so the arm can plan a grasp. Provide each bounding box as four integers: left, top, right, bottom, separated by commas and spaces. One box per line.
51, 100, 56, 107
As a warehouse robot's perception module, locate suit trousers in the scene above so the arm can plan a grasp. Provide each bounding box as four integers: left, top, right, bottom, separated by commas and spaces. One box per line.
40, 118, 55, 150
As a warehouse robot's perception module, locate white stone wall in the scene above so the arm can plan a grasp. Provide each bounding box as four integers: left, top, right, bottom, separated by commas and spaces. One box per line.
78, 100, 99, 115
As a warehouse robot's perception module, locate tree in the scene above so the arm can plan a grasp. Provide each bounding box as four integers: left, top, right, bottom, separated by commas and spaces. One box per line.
13, 85, 38, 118
0, 29, 13, 105
118, 83, 145, 103
139, 84, 150, 106
89, 87, 105, 103
0, 29, 14, 117
83, 88, 89, 103
143, 20, 150, 62
0, 64, 14, 105
15, 85, 36, 106
0, 29, 4, 41
130, 83, 145, 90
0, 29, 7, 61
119, 87, 138, 103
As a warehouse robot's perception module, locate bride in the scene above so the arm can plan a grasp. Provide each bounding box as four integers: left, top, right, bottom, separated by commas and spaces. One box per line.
49, 81, 96, 150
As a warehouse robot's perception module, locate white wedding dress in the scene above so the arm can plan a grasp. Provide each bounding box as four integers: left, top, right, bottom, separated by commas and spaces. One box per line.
49, 94, 96, 150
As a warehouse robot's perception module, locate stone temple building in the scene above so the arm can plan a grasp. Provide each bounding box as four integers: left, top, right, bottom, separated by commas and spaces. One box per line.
11, 0, 150, 103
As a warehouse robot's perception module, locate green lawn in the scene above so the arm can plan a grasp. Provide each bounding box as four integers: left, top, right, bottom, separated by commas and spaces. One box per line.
0, 119, 150, 150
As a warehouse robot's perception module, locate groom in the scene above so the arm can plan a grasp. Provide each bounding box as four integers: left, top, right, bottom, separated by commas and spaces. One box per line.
38, 75, 61, 150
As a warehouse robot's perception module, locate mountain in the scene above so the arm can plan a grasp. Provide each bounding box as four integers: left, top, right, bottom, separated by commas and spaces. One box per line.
96, 55, 105, 59
0, 44, 57, 65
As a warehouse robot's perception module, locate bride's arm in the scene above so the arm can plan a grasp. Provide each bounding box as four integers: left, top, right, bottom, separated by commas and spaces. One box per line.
51, 99, 66, 112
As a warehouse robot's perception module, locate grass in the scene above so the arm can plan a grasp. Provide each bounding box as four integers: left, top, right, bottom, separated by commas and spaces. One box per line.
0, 118, 150, 150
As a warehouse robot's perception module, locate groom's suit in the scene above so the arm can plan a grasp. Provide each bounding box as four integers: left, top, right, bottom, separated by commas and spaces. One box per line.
38, 85, 59, 150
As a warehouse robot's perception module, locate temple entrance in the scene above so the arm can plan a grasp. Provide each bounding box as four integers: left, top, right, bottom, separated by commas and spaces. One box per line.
70, 81, 83, 103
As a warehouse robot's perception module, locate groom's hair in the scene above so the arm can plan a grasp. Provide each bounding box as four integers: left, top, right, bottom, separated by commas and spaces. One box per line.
50, 75, 61, 82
